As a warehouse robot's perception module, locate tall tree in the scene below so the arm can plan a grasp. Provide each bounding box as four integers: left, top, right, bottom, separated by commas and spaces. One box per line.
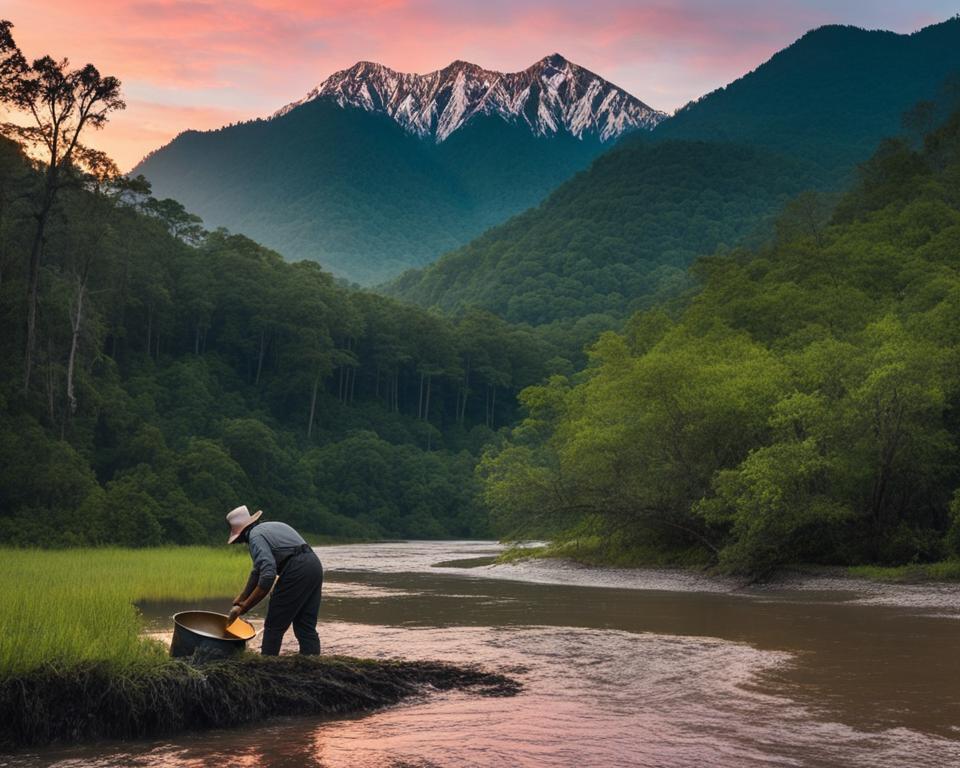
62, 162, 125, 426
0, 20, 124, 394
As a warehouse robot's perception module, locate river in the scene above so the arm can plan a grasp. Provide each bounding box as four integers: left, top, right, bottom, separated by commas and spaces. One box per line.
7, 541, 960, 767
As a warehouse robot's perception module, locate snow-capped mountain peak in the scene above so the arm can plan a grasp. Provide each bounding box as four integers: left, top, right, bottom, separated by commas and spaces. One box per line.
273, 55, 666, 142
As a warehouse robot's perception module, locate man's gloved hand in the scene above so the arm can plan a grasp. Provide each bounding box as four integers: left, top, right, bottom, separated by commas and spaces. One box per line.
227, 604, 243, 624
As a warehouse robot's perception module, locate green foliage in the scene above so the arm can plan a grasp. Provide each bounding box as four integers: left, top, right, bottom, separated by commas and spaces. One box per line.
387, 139, 809, 324
484, 112, 960, 575
849, 559, 960, 583
306, 432, 487, 538
0, 136, 559, 545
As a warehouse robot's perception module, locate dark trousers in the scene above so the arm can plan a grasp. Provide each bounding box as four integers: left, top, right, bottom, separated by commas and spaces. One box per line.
261, 551, 323, 655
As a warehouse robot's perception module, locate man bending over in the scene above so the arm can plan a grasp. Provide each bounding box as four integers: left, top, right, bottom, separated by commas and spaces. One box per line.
226, 505, 323, 655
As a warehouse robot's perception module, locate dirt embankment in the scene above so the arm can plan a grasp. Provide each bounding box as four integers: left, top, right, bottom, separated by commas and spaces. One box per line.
0, 654, 520, 750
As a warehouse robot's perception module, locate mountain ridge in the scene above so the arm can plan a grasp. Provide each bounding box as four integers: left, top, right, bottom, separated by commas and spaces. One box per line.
132, 54, 664, 284
654, 17, 960, 170
271, 53, 666, 142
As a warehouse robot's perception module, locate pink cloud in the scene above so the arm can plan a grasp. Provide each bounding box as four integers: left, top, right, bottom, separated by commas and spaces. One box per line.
88, 101, 253, 170
3, 0, 954, 170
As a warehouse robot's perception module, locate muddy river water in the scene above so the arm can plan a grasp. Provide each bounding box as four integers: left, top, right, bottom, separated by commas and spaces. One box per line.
8, 541, 960, 767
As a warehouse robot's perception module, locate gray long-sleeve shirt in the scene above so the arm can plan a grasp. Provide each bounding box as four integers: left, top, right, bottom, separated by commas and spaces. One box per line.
245, 521, 308, 592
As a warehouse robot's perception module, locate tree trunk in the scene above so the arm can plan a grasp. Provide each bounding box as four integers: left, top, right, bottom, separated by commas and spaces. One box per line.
65, 276, 86, 417
423, 373, 432, 423
418, 371, 425, 420
871, 406, 904, 526
112, 234, 132, 360
307, 371, 320, 439
255, 330, 266, 385
491, 386, 496, 428
194, 324, 201, 355
460, 361, 470, 424
45, 336, 55, 426
23, 204, 51, 394
146, 303, 153, 356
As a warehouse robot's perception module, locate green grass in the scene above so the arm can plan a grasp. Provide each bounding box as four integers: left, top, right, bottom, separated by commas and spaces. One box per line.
0, 548, 250, 676
847, 560, 960, 583
0, 547, 523, 749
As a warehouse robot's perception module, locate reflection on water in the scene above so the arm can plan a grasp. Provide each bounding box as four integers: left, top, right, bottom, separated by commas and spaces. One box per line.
8, 541, 960, 768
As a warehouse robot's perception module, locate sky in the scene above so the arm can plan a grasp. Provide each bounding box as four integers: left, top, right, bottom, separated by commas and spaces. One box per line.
2, 0, 957, 170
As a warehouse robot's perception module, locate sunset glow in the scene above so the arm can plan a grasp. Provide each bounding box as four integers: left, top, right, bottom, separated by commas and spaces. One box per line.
4, 0, 957, 169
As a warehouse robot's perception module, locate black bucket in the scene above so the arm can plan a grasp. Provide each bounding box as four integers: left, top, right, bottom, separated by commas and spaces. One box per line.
170, 610, 257, 659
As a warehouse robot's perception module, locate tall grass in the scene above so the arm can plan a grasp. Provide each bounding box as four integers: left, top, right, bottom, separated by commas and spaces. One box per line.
0, 548, 250, 676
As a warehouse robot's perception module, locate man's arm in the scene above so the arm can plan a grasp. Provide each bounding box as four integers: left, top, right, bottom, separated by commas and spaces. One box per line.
237, 531, 277, 614
237, 584, 271, 614
234, 569, 258, 606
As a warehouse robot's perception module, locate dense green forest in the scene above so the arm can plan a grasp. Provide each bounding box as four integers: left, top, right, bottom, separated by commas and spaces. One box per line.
481, 113, 960, 575
0, 123, 564, 544
386, 138, 811, 324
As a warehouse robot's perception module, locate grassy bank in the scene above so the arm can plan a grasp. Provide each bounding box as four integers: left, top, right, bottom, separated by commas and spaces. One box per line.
0, 547, 520, 749
0, 654, 519, 749
0, 548, 250, 675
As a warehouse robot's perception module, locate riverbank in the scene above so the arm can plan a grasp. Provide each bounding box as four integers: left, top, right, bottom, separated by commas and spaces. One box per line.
0, 653, 519, 750
498, 538, 713, 570
484, 544, 960, 611
499, 539, 960, 585
0, 547, 520, 751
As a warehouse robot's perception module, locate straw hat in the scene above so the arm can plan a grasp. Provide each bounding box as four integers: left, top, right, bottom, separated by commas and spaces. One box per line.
226, 505, 262, 544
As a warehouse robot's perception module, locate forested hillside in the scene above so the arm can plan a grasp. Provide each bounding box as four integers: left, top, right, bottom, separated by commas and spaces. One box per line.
656, 18, 960, 172
0, 134, 561, 546
386, 19, 960, 326
386, 138, 810, 324
481, 113, 960, 575
134, 103, 607, 285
